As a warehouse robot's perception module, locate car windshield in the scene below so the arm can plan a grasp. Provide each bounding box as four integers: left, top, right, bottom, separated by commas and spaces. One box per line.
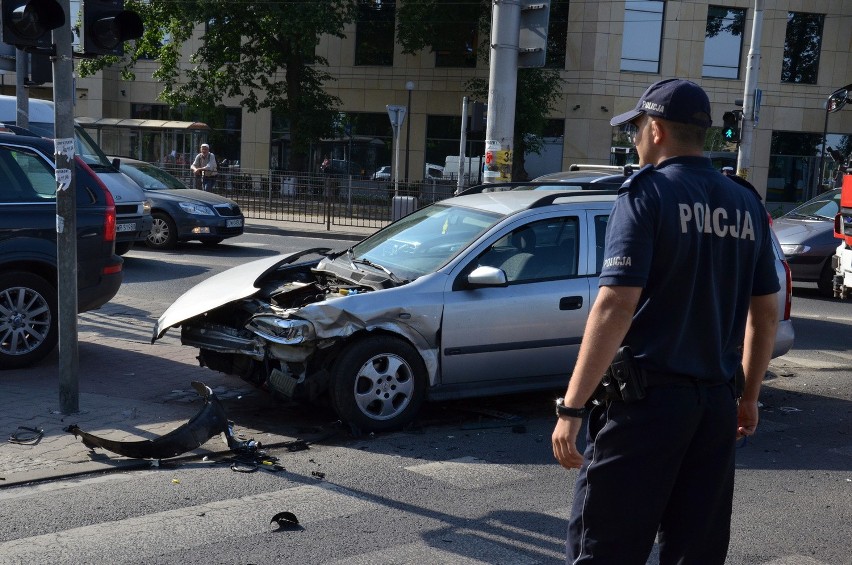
121, 162, 187, 190
350, 203, 502, 280
784, 189, 841, 220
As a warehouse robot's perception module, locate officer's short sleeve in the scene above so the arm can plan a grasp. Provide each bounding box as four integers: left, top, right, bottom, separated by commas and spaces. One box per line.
599, 180, 656, 288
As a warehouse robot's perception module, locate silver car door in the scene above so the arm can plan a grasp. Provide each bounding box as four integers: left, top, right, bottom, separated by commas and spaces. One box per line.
440, 215, 591, 385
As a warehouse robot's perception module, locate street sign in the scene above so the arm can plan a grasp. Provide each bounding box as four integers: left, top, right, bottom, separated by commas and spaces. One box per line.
386, 104, 407, 129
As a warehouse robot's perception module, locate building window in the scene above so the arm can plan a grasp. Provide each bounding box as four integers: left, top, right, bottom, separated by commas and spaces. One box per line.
435, 1, 481, 68
545, 0, 569, 69
781, 12, 824, 84
702, 6, 745, 79
427, 115, 485, 183
355, 0, 396, 66
620, 0, 664, 73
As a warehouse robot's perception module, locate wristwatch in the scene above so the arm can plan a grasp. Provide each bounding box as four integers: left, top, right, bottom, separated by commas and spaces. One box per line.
556, 397, 588, 418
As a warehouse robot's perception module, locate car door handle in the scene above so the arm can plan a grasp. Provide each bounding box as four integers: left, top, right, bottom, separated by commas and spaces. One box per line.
559, 296, 583, 310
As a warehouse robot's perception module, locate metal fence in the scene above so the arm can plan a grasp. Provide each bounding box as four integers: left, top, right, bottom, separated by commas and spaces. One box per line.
159, 164, 461, 230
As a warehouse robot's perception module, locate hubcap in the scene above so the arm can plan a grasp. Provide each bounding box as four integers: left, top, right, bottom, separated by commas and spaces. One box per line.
353, 353, 415, 420
0, 286, 51, 356
148, 218, 170, 246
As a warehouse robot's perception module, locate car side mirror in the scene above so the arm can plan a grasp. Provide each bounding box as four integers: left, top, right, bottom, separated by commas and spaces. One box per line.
112, 157, 121, 169
466, 265, 508, 288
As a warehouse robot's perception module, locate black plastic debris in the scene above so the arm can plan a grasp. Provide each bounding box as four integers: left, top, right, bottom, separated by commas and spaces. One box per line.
311, 470, 325, 480
270, 511, 301, 531
64, 381, 229, 459
9, 426, 44, 445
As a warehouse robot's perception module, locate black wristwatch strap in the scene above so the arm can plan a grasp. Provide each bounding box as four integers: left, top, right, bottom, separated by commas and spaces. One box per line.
556, 397, 588, 418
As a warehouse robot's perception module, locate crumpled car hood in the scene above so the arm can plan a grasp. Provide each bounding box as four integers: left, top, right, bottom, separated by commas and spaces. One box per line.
153, 249, 327, 342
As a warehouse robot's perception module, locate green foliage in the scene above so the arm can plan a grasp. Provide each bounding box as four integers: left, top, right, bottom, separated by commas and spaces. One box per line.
78, 0, 359, 171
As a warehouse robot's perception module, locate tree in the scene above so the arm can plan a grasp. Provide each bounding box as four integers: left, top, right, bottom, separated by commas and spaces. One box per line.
78, 0, 358, 172
397, 0, 565, 180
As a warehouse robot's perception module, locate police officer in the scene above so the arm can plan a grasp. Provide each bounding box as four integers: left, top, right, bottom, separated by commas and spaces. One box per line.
551, 78, 779, 564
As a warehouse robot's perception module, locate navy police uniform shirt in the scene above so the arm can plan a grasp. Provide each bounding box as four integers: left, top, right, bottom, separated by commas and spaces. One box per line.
599, 156, 780, 382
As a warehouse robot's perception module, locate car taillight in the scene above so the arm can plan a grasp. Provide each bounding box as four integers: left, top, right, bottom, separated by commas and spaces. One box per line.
78, 159, 116, 242
782, 259, 792, 321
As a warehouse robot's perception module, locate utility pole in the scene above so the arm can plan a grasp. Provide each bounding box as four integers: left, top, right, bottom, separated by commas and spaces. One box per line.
54, 0, 79, 414
736, 0, 764, 182
483, 0, 520, 183
15, 48, 27, 128
457, 96, 468, 194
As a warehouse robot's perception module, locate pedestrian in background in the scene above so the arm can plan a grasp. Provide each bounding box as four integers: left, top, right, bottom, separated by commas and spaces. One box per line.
191, 143, 218, 191
551, 78, 779, 564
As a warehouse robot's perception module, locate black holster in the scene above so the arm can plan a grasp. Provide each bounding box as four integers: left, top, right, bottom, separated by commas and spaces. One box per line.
589, 346, 647, 406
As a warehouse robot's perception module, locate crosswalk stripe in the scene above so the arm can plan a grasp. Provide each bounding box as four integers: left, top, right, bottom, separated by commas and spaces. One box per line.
0, 483, 377, 563
405, 456, 532, 489
326, 531, 546, 564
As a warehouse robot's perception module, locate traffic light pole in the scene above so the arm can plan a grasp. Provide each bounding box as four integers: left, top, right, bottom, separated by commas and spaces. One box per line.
53, 0, 79, 414
483, 0, 519, 183
736, 0, 764, 182
15, 48, 27, 128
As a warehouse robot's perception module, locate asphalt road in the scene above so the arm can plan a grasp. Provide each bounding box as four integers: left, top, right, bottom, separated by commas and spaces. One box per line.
0, 232, 849, 564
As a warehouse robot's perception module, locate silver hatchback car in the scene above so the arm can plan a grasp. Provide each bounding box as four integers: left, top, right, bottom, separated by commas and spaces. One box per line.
154, 190, 794, 431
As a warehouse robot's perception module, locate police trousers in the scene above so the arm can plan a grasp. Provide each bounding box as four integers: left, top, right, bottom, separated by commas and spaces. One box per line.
566, 380, 738, 565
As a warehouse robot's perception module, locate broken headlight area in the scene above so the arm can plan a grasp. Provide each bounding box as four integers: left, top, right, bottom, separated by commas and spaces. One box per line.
247, 316, 315, 345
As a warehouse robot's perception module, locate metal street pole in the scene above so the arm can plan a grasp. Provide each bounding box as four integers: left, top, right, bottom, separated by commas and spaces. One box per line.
404, 81, 414, 182
54, 0, 79, 414
736, 0, 764, 183
15, 49, 28, 129
458, 96, 468, 194
483, 0, 520, 183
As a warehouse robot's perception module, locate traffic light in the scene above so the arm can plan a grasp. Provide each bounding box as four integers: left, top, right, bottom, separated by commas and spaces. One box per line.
81, 0, 143, 56
1, 0, 65, 49
722, 111, 740, 143
471, 101, 487, 133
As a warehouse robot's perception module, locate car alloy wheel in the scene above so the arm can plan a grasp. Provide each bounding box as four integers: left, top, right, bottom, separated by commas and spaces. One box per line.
330, 336, 427, 432
0, 272, 58, 369
146, 213, 178, 249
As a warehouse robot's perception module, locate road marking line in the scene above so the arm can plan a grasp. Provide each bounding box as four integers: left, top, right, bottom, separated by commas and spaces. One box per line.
772, 355, 849, 369
326, 531, 544, 564
405, 456, 531, 489
0, 483, 377, 562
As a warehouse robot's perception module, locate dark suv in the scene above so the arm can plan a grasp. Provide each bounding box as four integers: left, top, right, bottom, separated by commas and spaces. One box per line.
0, 133, 123, 368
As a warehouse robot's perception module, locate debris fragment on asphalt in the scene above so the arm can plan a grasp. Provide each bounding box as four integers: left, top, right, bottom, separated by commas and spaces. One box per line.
311, 471, 325, 480
8, 426, 44, 445
64, 381, 231, 459
270, 511, 300, 530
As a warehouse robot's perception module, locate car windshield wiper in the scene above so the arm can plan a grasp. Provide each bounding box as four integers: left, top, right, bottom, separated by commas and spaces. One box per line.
787, 212, 827, 221
351, 257, 408, 284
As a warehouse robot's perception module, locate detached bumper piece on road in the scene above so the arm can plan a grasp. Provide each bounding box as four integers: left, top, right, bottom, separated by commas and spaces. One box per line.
65, 381, 232, 460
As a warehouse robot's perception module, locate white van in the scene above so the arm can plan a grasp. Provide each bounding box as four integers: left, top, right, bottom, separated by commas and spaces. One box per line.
0, 95, 152, 255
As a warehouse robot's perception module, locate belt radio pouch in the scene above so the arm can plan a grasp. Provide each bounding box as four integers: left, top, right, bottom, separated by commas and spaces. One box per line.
590, 346, 647, 405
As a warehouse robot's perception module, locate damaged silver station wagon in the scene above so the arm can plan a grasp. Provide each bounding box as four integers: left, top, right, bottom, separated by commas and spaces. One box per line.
153, 189, 795, 432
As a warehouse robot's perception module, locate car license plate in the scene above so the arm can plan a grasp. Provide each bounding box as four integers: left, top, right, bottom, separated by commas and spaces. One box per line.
116, 223, 136, 232
226, 219, 243, 228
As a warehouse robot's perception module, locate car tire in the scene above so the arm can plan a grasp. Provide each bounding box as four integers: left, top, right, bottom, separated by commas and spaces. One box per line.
0, 272, 58, 369
329, 335, 427, 432
201, 238, 224, 247
146, 213, 178, 250
817, 260, 835, 298
114, 241, 133, 255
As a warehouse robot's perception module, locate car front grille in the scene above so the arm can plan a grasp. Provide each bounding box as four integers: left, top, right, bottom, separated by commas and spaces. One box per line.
213, 203, 242, 217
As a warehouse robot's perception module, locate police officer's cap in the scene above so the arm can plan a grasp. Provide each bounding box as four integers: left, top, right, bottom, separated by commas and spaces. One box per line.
611, 79, 712, 129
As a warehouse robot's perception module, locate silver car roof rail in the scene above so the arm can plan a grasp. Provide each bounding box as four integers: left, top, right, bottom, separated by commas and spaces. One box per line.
528, 189, 619, 209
